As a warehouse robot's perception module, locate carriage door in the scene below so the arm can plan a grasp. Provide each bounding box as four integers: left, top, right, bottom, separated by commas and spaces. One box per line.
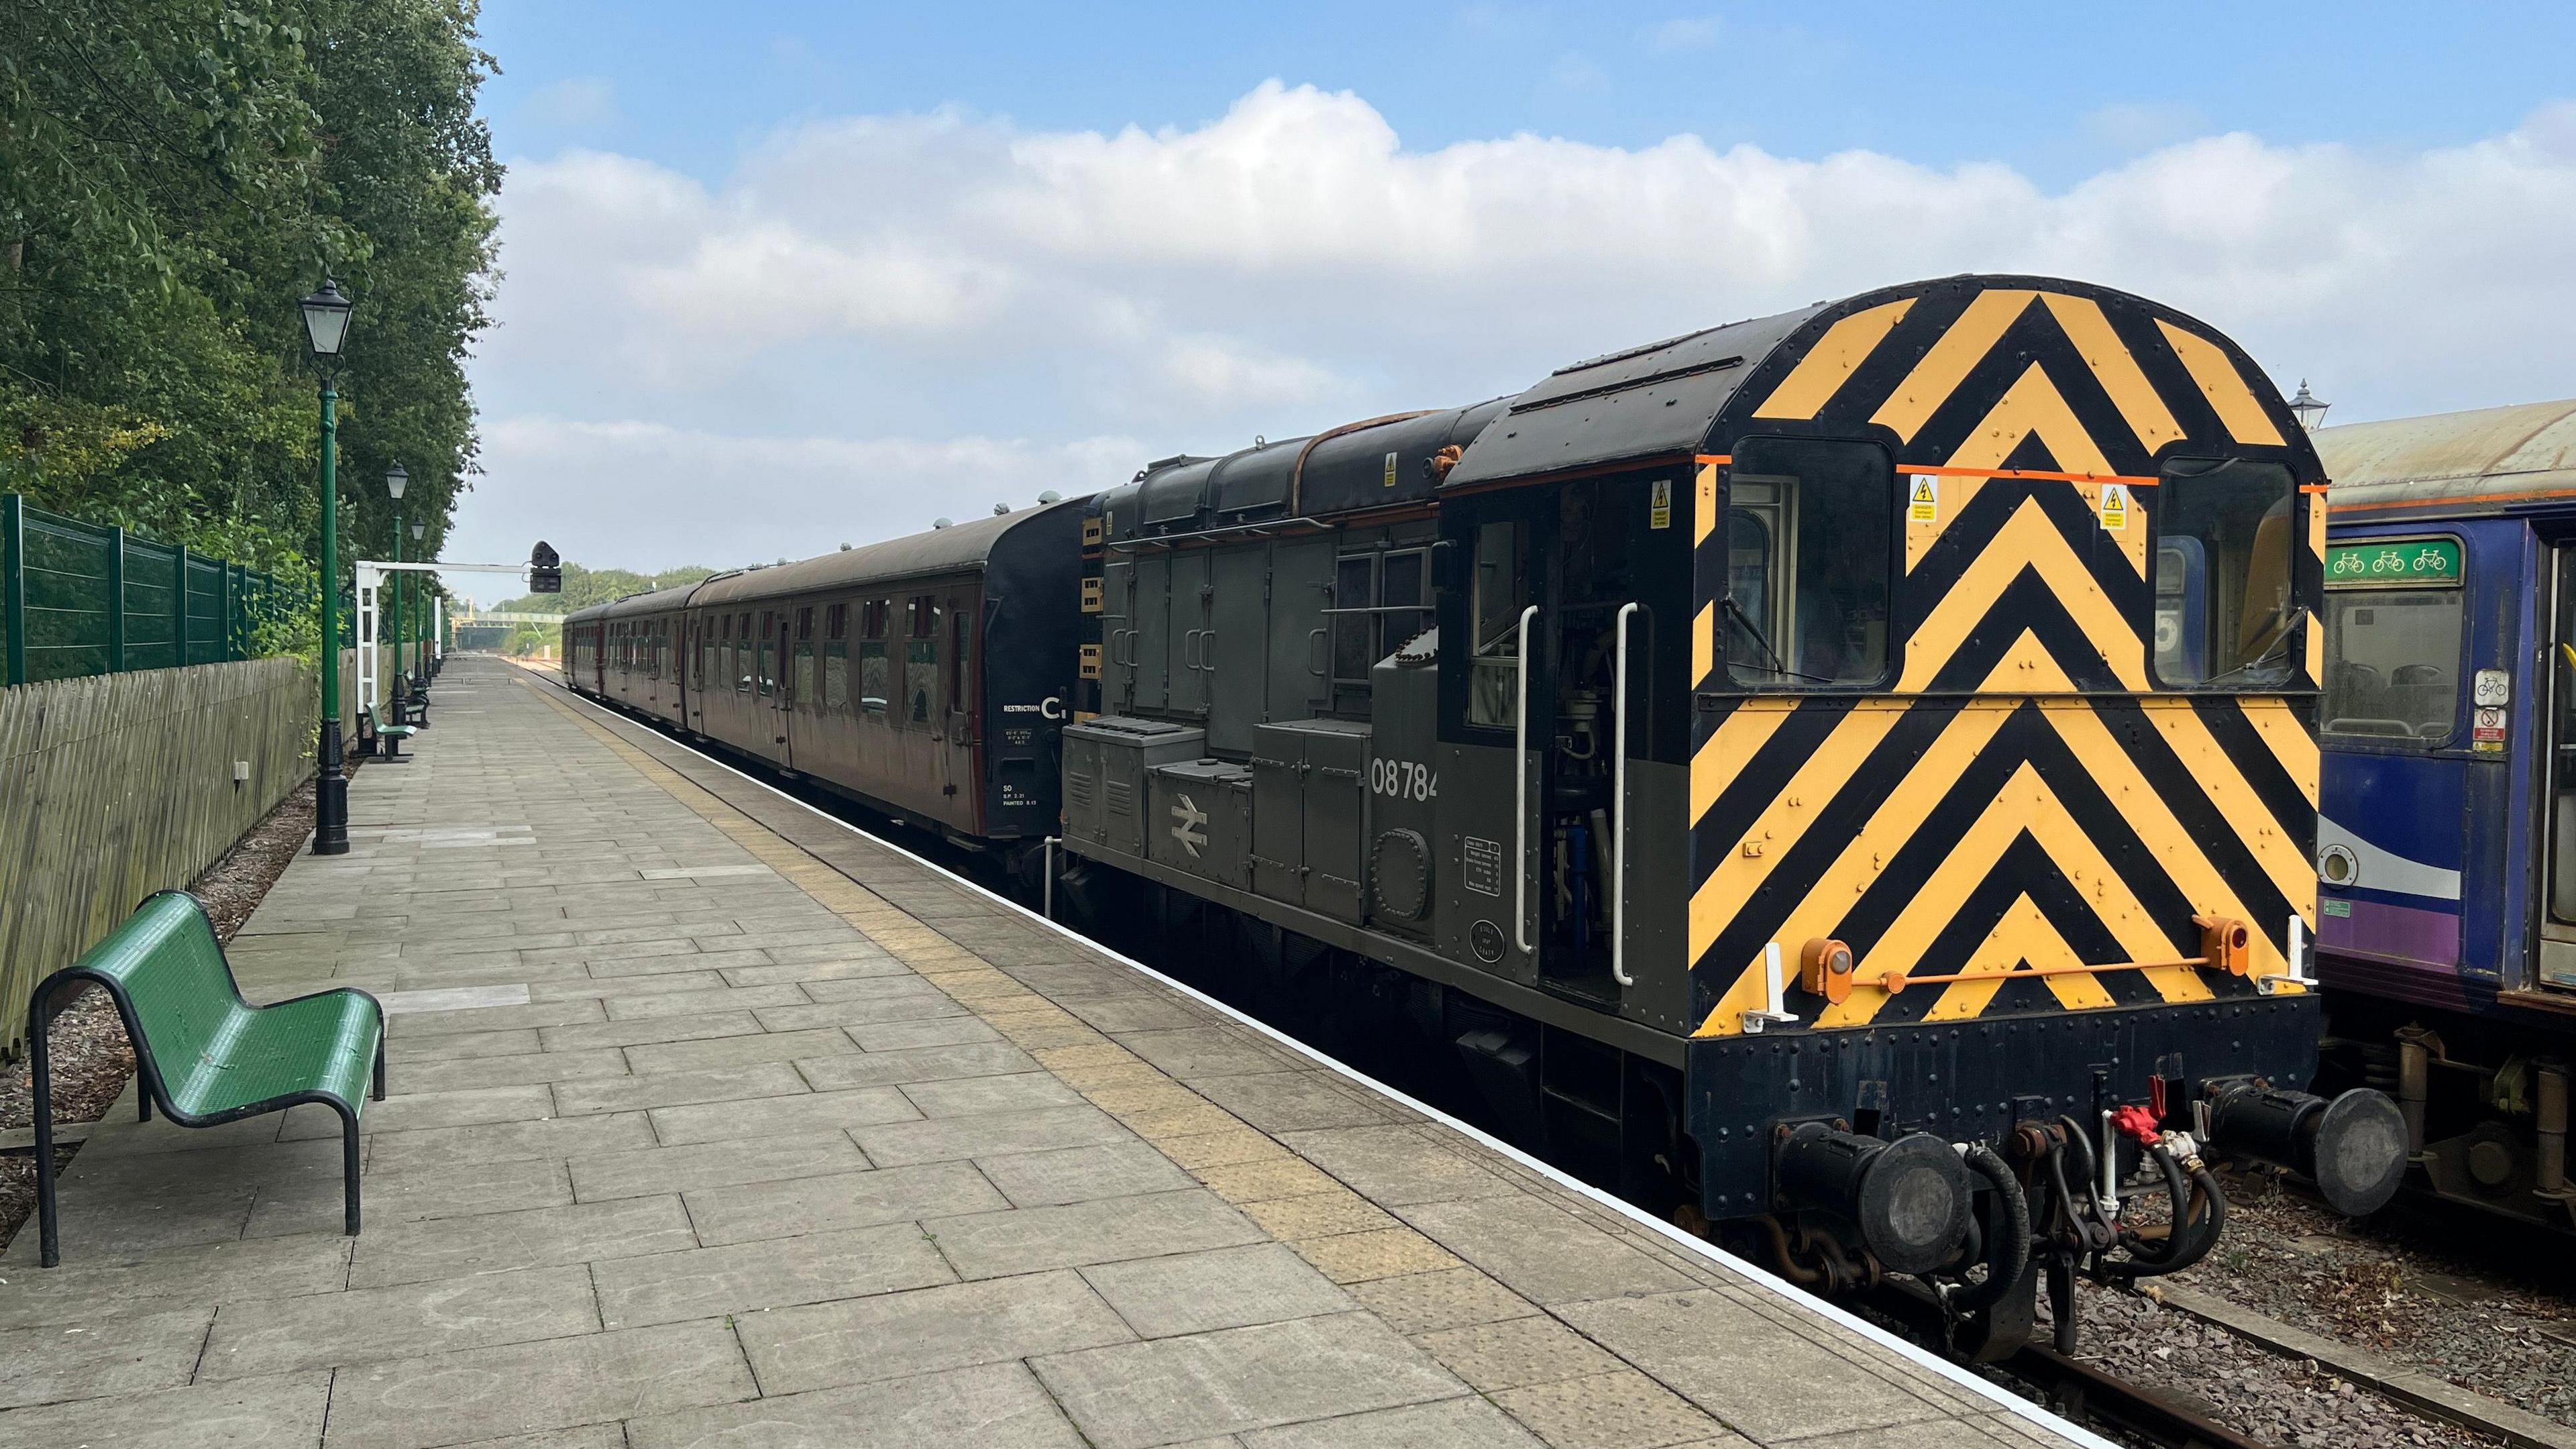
2544, 544, 2576, 988
757, 608, 792, 766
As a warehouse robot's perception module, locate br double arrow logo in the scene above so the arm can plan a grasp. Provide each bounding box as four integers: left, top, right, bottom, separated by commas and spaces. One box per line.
1170, 794, 1208, 857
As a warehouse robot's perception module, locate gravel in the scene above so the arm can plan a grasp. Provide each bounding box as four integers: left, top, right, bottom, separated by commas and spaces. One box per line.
0, 765, 342, 1252
2167, 1169, 2576, 1430
1998, 1281, 2510, 1449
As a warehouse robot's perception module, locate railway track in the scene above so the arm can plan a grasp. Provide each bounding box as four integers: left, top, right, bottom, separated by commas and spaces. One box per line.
2005, 1344, 2268, 1449
544, 672, 2532, 1449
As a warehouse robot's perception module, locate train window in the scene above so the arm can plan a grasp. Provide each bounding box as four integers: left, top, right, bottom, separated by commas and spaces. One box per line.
1468, 521, 1527, 729
2322, 588, 2463, 743
1723, 439, 1896, 688
950, 604, 971, 712
824, 604, 849, 711
2153, 458, 2296, 688
1332, 556, 1377, 685
793, 606, 816, 704
757, 611, 776, 696
736, 612, 753, 692
860, 639, 889, 712
907, 621, 940, 723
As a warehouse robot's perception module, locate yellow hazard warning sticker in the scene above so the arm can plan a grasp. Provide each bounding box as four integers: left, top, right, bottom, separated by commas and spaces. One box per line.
1383, 451, 1399, 488
1907, 474, 1939, 523
2099, 483, 2130, 531
1650, 478, 1672, 529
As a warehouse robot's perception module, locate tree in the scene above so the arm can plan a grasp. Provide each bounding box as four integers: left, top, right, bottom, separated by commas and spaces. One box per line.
0, 1, 500, 647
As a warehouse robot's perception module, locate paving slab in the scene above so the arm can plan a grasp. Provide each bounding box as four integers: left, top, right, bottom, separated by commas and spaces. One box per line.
0, 658, 2084, 1449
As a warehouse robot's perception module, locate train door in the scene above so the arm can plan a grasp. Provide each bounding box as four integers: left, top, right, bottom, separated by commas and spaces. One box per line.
1532, 478, 1657, 1003
2544, 544, 2576, 989
1134, 553, 1172, 711
755, 608, 791, 765
1208, 545, 1269, 752
943, 588, 978, 823
1267, 539, 1334, 725
1169, 551, 1213, 718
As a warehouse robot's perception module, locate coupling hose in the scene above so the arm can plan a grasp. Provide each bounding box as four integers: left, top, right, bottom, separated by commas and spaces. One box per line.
1948, 1142, 2032, 1311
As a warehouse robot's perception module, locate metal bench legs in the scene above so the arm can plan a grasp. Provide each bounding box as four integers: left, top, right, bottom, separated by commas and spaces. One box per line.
31, 984, 62, 1268
340, 1105, 363, 1237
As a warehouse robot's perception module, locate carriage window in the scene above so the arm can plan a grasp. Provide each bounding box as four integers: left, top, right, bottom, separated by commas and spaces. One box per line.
1723, 438, 1895, 688
2154, 458, 2296, 688
793, 606, 816, 704
859, 599, 889, 712
824, 603, 850, 711
906, 596, 941, 725
950, 604, 971, 712
1468, 521, 1527, 729
2322, 590, 2462, 743
756, 611, 776, 696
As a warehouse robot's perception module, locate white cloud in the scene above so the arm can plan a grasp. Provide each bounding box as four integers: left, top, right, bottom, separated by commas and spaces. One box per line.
449, 419, 1142, 601
454, 84, 2576, 574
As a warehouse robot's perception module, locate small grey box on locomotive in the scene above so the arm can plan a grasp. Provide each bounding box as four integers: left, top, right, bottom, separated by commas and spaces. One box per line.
1063, 716, 1204, 856
1148, 759, 1252, 888
1250, 717, 1374, 924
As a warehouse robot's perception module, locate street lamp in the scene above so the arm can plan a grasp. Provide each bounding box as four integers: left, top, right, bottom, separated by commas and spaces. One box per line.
300, 279, 355, 855
411, 521, 427, 676
386, 463, 408, 690
2288, 380, 2330, 433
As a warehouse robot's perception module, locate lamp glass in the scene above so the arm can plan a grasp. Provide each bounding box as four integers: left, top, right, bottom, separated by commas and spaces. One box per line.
385, 462, 409, 500
299, 280, 354, 358
411, 521, 425, 541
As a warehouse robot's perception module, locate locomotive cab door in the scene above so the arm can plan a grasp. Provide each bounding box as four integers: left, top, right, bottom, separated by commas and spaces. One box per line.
1439, 478, 1662, 1004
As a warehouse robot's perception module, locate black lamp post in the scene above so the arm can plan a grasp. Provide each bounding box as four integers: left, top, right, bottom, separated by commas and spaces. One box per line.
301, 280, 355, 855
386, 462, 408, 690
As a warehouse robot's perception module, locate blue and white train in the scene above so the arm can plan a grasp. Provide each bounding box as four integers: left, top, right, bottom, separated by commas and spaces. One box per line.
2315, 398, 2576, 1228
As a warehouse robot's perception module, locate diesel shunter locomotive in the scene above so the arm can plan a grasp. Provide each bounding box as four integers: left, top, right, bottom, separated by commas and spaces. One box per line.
566, 274, 2404, 1355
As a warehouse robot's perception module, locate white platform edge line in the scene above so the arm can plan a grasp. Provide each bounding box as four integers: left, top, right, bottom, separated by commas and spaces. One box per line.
534, 667, 2111, 1449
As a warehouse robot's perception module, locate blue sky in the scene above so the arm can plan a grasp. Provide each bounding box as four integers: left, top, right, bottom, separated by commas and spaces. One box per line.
445, 3, 2576, 590
478, 3, 2573, 185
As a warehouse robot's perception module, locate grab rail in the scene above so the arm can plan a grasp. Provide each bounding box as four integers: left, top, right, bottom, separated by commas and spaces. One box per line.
1514, 604, 1539, 958
1611, 602, 1638, 987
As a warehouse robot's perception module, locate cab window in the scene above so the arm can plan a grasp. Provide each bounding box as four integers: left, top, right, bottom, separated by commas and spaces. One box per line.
1466, 521, 1526, 728
2322, 538, 2463, 744
1723, 437, 1896, 688
2153, 458, 2296, 687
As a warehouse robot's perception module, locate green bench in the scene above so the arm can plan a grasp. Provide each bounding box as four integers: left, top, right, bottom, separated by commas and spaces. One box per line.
362, 702, 418, 761
28, 890, 384, 1267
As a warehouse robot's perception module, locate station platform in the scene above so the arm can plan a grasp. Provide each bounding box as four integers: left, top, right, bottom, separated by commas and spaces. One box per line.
0, 655, 2094, 1449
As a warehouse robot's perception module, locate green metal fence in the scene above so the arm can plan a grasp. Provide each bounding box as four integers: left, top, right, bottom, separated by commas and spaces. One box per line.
0, 495, 295, 687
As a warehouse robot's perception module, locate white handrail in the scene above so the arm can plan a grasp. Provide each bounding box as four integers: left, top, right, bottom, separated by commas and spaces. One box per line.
1513, 604, 1540, 957
1611, 602, 1638, 987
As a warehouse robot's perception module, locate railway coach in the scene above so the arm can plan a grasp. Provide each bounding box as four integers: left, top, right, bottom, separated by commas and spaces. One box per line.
1059, 274, 2404, 1354
2310, 398, 2576, 1230
562, 498, 1087, 873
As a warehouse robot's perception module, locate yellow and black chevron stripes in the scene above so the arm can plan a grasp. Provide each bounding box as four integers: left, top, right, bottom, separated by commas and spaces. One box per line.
1690, 279, 2321, 1038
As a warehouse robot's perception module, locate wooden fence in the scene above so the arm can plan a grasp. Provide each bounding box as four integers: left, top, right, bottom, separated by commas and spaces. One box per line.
0, 657, 317, 1056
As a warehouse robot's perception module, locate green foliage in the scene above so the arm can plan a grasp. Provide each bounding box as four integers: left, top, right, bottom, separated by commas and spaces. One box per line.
492, 562, 724, 615
0, 0, 500, 655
